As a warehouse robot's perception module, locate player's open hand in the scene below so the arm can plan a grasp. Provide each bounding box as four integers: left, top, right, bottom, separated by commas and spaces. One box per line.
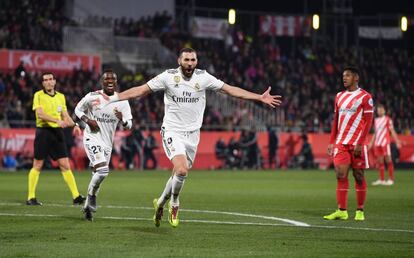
73, 125, 82, 137
114, 108, 123, 121
354, 144, 362, 157
57, 120, 68, 128
327, 144, 334, 156
260, 87, 282, 108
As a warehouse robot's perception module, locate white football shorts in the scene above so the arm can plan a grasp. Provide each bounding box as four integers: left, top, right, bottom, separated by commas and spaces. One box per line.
160, 128, 200, 168
83, 137, 112, 167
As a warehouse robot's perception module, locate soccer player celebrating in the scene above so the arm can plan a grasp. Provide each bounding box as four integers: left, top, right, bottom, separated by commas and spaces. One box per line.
324, 67, 374, 221
75, 70, 132, 221
99, 47, 282, 228
27, 72, 84, 206
368, 104, 401, 186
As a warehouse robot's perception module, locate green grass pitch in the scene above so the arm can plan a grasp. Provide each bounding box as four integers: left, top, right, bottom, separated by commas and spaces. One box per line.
1, 169, 413, 257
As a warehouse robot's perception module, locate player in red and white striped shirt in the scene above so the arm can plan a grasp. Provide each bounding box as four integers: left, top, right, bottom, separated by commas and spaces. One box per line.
368, 104, 401, 186
324, 67, 374, 221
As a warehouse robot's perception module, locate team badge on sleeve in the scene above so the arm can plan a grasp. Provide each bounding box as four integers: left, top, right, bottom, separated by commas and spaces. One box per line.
368, 98, 374, 107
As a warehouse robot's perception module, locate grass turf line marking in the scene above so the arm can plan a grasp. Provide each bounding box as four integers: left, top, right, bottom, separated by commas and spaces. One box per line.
0, 202, 309, 227
1, 212, 414, 234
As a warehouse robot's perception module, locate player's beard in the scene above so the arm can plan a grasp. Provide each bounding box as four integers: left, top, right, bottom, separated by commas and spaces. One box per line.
180, 65, 195, 78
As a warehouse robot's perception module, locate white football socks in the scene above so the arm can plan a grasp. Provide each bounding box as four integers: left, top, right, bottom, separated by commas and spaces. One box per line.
171, 174, 186, 207
157, 176, 173, 207
87, 166, 109, 196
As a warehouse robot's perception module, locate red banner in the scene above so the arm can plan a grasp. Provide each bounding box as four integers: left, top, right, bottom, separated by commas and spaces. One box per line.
259, 15, 311, 37
0, 49, 101, 75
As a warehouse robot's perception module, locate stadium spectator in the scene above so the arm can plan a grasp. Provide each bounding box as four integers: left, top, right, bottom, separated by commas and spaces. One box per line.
16, 151, 33, 170
2, 150, 17, 171
0, 0, 75, 51
296, 134, 314, 169
120, 134, 135, 169
267, 127, 279, 169
215, 137, 227, 169
143, 130, 158, 169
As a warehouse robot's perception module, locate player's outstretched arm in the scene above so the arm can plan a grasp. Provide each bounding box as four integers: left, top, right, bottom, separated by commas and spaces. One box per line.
104, 84, 152, 103
220, 84, 282, 108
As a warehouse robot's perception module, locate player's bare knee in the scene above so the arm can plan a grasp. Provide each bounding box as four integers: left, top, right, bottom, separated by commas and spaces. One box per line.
32, 160, 43, 171
58, 162, 70, 171
174, 165, 188, 176
334, 167, 348, 179
352, 169, 365, 183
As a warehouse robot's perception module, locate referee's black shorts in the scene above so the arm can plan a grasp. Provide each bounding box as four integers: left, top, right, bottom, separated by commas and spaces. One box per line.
34, 127, 68, 160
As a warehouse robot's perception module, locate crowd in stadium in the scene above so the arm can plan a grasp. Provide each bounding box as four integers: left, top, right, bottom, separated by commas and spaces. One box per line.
1, 0, 414, 135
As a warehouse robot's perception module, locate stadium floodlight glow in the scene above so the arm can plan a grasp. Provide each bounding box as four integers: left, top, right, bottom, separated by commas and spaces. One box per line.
312, 14, 320, 30
228, 9, 236, 25
401, 16, 408, 32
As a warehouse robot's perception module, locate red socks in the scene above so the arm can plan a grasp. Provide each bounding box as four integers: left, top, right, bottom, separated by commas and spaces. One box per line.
378, 162, 385, 181
387, 161, 394, 181
355, 178, 367, 210
336, 178, 349, 210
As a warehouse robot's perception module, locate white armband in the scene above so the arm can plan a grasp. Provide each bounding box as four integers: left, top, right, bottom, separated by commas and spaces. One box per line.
122, 119, 132, 129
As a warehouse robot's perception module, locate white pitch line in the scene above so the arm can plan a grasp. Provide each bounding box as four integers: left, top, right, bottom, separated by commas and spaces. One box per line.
0, 202, 309, 227
0, 212, 413, 234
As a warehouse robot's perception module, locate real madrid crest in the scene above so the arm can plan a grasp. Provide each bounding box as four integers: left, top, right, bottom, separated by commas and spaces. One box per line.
174, 76, 180, 87
194, 83, 200, 91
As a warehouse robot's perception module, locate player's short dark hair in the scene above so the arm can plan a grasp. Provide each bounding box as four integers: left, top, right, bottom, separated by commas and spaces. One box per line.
179, 47, 196, 57
343, 66, 360, 76
41, 72, 55, 81
101, 69, 117, 80
377, 103, 385, 109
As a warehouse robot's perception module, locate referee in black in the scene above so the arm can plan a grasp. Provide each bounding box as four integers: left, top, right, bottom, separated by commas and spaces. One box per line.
26, 72, 85, 206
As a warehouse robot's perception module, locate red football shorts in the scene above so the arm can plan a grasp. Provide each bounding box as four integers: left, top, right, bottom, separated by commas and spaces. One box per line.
333, 144, 369, 169
373, 144, 391, 157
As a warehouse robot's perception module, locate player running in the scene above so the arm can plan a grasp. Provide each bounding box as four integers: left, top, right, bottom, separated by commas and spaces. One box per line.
324, 66, 374, 221
368, 104, 401, 186
98, 47, 282, 228
75, 70, 132, 221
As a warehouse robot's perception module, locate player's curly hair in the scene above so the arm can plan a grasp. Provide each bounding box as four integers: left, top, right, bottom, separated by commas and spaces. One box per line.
101, 69, 117, 81
343, 66, 360, 76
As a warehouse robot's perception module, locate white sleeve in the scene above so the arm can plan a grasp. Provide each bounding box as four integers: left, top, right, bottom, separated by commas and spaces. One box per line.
147, 71, 168, 92
204, 71, 224, 91
120, 101, 133, 129
74, 93, 91, 119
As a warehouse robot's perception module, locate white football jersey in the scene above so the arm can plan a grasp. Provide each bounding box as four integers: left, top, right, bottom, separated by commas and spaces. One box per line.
75, 90, 132, 147
147, 67, 224, 131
